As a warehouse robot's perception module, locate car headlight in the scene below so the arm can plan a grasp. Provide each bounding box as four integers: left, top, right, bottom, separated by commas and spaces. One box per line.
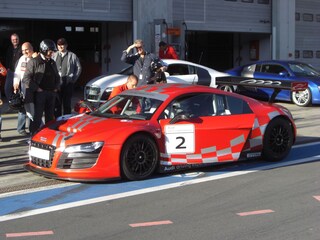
57, 142, 104, 169
64, 142, 104, 153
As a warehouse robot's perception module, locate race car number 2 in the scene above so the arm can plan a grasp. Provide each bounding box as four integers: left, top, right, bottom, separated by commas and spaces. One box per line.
164, 124, 195, 154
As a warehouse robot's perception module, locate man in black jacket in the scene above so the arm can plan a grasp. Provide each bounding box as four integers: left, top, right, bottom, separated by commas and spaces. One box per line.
5, 33, 22, 100
121, 39, 158, 86
22, 39, 60, 135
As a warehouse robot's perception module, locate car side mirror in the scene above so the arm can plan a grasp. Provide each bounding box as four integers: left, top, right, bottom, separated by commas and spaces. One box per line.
169, 114, 189, 124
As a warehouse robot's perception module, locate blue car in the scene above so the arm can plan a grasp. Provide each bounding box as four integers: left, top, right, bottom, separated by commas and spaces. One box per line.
225, 60, 320, 107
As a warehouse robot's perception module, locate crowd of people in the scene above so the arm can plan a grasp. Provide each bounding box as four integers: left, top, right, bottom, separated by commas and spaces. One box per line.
0, 34, 178, 142
0, 34, 82, 141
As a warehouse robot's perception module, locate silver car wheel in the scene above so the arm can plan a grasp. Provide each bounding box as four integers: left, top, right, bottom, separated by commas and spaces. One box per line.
291, 88, 311, 107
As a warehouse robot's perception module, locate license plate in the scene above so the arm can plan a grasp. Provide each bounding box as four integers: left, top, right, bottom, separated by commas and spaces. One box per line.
30, 146, 50, 160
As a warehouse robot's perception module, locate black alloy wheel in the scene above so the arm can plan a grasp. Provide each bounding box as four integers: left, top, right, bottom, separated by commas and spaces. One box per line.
262, 117, 294, 162
121, 134, 158, 180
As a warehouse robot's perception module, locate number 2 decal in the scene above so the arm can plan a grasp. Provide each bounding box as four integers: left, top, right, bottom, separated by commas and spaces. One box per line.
176, 136, 186, 149
164, 124, 195, 154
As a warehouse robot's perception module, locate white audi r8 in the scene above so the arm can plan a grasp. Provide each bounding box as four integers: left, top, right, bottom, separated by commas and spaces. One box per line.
84, 59, 229, 106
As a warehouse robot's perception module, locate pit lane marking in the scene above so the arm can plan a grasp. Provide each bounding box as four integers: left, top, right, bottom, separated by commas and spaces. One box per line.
0, 143, 319, 222
6, 230, 54, 238
313, 196, 320, 202
129, 220, 173, 227
236, 209, 275, 216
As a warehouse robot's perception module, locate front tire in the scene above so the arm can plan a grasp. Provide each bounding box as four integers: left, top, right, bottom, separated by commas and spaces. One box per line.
291, 88, 311, 107
262, 118, 294, 162
121, 134, 158, 180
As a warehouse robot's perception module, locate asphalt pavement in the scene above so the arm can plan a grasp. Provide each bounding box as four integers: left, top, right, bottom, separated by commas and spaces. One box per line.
0, 90, 319, 193
0, 88, 84, 193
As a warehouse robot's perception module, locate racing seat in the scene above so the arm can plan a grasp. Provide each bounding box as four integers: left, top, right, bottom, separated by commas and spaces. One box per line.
213, 95, 231, 116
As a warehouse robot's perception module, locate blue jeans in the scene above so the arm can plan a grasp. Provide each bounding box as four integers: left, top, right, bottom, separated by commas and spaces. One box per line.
0, 91, 2, 134
4, 70, 14, 100
17, 109, 26, 133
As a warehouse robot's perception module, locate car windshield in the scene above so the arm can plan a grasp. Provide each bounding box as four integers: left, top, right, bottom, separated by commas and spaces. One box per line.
91, 94, 163, 120
288, 63, 320, 77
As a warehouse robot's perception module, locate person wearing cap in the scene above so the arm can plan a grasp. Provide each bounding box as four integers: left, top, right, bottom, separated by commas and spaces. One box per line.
53, 38, 82, 118
22, 39, 60, 135
158, 41, 179, 60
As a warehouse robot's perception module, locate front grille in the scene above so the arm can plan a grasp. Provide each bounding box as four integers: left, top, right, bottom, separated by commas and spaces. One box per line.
85, 86, 100, 101
30, 141, 56, 168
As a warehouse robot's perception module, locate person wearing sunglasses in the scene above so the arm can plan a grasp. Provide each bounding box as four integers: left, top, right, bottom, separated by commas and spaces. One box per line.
121, 39, 159, 86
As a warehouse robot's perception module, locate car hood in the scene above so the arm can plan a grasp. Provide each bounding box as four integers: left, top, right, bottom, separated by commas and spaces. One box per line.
86, 74, 127, 89
54, 114, 145, 133
38, 113, 153, 146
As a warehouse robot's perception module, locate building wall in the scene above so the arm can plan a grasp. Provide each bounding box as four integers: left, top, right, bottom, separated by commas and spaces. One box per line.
296, 0, 320, 69
272, 0, 295, 61
172, 0, 271, 33
0, 0, 132, 21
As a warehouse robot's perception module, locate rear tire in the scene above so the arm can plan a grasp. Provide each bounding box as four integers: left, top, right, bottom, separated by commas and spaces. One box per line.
291, 88, 311, 107
121, 134, 158, 180
262, 118, 294, 162
217, 85, 234, 92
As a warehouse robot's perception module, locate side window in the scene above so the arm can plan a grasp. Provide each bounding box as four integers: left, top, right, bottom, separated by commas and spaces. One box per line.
166, 64, 189, 75
160, 93, 215, 119
261, 64, 286, 74
188, 65, 196, 74
213, 94, 253, 116
225, 95, 253, 115
242, 64, 256, 74
159, 93, 253, 120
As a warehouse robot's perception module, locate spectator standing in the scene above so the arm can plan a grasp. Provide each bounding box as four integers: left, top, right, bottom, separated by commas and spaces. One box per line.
121, 39, 158, 86
22, 39, 60, 136
0, 60, 7, 141
158, 41, 179, 60
5, 33, 22, 100
53, 38, 82, 118
13, 42, 37, 135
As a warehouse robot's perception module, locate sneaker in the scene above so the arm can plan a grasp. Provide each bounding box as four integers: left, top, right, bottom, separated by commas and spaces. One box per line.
18, 130, 29, 136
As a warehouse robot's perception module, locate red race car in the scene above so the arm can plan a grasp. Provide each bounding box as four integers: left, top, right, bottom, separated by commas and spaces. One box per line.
25, 84, 296, 181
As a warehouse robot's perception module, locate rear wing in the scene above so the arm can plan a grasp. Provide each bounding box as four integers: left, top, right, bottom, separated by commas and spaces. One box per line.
216, 76, 308, 103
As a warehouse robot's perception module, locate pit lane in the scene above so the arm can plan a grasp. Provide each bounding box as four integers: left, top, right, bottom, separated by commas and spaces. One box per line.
0, 102, 319, 194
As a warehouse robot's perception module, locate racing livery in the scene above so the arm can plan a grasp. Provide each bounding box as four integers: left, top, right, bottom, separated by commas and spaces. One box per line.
25, 84, 296, 181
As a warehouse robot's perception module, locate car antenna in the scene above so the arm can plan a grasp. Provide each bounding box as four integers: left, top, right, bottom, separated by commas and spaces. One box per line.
198, 51, 203, 64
